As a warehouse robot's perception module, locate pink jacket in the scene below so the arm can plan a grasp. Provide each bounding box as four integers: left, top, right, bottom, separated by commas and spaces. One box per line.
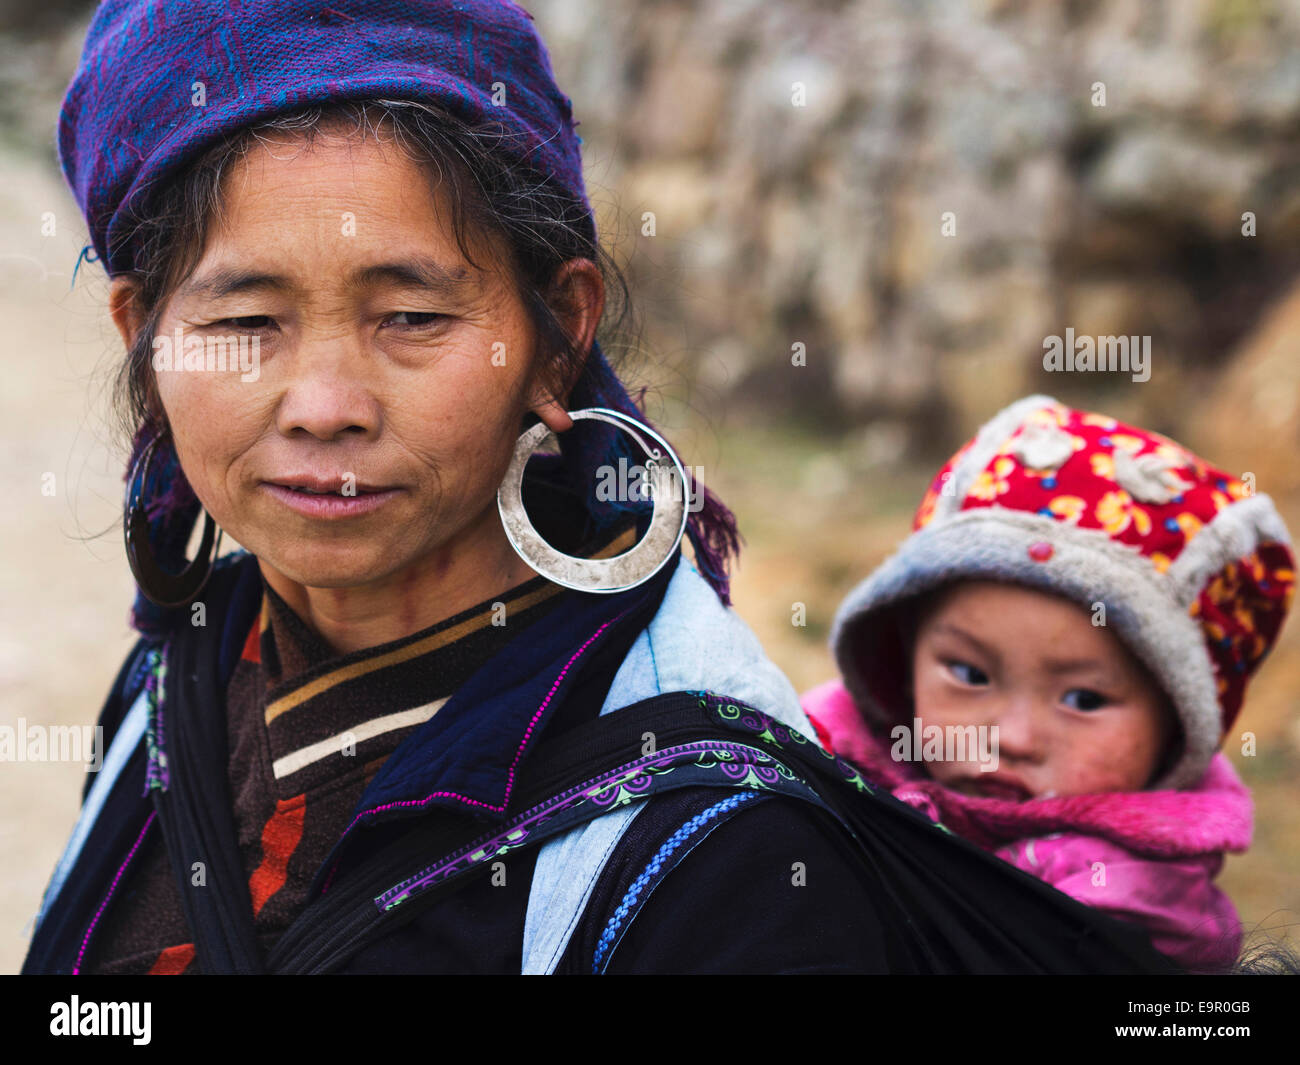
801, 678, 1252, 972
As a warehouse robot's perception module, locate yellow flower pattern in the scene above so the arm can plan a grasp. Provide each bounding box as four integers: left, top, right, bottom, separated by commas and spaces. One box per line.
1095, 489, 1152, 536
1047, 495, 1086, 523
1090, 452, 1115, 480
969, 456, 1016, 502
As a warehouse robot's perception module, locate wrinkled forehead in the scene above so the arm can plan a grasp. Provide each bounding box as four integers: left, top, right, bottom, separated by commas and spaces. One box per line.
177, 130, 512, 295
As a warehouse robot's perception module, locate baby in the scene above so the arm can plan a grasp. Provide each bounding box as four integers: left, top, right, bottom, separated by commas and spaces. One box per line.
803, 394, 1294, 973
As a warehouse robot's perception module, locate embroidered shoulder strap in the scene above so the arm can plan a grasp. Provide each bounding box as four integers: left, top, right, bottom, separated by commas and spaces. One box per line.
145, 556, 267, 974
263, 690, 825, 972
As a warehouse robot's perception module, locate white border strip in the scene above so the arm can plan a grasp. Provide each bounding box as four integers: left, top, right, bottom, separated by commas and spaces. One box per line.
1166, 493, 1292, 608
271, 698, 449, 780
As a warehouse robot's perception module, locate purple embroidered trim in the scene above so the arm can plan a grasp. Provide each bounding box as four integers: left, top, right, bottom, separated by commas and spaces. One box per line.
142, 645, 169, 793
375, 739, 784, 910
74, 812, 156, 974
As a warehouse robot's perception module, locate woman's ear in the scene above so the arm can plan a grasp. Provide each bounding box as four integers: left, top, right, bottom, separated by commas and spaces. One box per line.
527, 257, 605, 434
109, 275, 169, 430
108, 275, 146, 349
530, 395, 574, 434
547, 258, 605, 360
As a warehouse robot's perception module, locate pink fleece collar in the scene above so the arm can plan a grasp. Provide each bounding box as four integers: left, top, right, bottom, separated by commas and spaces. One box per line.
803, 679, 1253, 859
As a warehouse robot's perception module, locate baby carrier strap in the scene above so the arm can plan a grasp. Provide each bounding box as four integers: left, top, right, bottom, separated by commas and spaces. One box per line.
261, 690, 816, 972
262, 690, 1180, 974
522, 692, 1185, 975
25, 553, 262, 974
27, 686, 152, 955
521, 553, 814, 973
79, 639, 153, 805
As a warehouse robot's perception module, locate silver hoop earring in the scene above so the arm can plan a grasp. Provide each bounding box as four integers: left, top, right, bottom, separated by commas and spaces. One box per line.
497, 407, 689, 594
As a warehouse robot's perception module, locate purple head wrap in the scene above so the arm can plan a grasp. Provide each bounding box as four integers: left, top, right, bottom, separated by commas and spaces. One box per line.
61, 0, 592, 272
60, 0, 739, 631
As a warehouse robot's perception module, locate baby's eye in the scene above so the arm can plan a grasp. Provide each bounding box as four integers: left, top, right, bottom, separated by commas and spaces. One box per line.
1062, 689, 1109, 712
946, 661, 989, 686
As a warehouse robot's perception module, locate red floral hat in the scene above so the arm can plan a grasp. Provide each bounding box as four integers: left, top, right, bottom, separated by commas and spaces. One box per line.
828, 394, 1295, 790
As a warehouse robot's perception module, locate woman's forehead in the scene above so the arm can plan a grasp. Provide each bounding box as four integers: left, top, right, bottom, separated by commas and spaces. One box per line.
222, 131, 436, 214
194, 135, 505, 283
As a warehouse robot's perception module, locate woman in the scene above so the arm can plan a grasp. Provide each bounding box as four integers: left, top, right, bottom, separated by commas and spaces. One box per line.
22, 0, 903, 974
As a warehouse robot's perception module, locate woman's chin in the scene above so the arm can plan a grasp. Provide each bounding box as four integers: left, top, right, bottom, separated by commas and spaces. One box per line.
253, 543, 414, 590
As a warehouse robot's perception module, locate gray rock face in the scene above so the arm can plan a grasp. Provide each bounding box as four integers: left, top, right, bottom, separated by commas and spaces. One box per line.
531, 0, 1300, 453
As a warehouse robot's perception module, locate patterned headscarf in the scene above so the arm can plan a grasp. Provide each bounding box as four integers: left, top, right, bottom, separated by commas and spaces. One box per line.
59, 0, 738, 630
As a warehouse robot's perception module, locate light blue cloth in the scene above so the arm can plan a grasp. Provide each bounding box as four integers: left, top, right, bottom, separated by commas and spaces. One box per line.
520, 555, 814, 973
31, 687, 150, 935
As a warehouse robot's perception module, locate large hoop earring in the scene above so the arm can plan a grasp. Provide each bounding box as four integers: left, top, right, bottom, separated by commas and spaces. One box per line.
497, 407, 689, 594
124, 434, 224, 608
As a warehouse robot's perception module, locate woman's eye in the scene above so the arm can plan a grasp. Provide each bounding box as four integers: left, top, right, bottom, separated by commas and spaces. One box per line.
212, 316, 273, 331
946, 661, 989, 686
385, 311, 446, 328
1062, 689, 1109, 712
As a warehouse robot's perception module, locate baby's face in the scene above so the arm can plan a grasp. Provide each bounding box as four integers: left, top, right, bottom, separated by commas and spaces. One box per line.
910, 581, 1175, 801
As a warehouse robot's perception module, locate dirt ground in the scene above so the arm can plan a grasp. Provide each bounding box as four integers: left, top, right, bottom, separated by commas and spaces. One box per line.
2, 145, 1296, 973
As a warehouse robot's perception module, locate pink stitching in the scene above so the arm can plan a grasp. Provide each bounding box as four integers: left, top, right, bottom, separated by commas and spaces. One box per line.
332, 612, 628, 846
74, 811, 155, 974
500, 613, 629, 804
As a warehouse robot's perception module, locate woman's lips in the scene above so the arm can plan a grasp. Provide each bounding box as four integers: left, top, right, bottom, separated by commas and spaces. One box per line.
261, 481, 401, 519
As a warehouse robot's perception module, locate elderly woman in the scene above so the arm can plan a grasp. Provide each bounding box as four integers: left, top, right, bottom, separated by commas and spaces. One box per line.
21, 0, 905, 975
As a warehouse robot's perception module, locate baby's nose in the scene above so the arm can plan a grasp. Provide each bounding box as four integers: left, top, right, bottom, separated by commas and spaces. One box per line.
987, 698, 1043, 760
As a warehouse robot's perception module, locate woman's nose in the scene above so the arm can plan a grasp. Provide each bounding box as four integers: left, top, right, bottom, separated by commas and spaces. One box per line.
274, 340, 382, 441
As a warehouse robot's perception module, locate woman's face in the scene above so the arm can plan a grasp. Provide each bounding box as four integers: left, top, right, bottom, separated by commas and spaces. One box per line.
121, 128, 587, 593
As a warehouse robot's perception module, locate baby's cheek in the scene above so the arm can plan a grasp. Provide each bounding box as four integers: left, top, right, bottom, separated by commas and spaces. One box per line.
1058, 731, 1155, 794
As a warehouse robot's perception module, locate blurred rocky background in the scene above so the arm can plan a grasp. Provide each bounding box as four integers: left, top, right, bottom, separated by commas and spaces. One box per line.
1, 0, 1296, 970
